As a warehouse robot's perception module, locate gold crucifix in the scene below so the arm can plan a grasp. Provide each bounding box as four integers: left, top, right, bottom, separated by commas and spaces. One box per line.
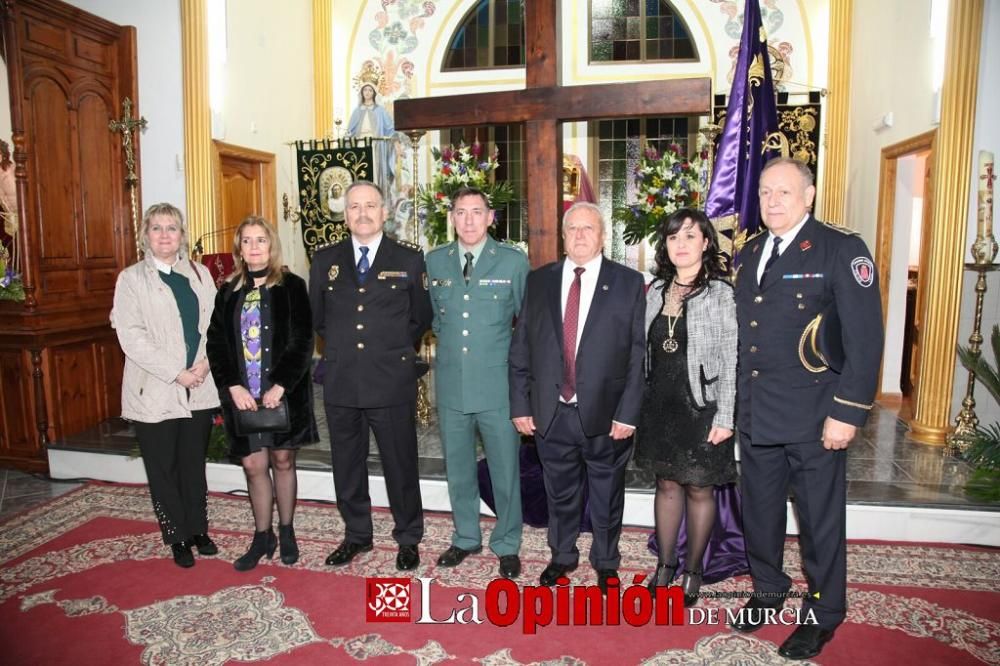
109, 97, 148, 258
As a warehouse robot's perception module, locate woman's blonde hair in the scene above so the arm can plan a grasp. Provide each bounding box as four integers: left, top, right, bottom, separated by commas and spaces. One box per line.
139, 203, 188, 258
229, 216, 284, 288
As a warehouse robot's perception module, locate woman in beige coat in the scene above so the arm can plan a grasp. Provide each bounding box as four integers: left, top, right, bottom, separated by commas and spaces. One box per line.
111, 203, 221, 568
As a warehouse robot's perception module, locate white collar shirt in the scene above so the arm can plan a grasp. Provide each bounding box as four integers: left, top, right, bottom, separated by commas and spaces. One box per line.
352, 232, 384, 267
560, 253, 603, 402
757, 213, 810, 284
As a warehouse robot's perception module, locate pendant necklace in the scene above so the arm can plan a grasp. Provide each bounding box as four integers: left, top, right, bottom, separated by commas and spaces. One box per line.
661, 280, 689, 354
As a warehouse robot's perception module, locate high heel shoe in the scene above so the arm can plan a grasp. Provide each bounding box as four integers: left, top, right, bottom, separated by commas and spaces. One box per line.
681, 569, 703, 607
233, 528, 277, 571
278, 523, 299, 565
647, 561, 677, 594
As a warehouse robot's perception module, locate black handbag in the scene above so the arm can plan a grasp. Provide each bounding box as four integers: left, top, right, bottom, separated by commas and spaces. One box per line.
232, 399, 291, 436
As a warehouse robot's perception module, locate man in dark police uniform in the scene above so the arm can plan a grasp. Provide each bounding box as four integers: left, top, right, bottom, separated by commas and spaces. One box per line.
730, 157, 883, 660
309, 180, 433, 571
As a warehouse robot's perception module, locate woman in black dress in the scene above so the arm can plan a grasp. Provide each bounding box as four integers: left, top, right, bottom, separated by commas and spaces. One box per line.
635, 208, 737, 605
207, 217, 318, 571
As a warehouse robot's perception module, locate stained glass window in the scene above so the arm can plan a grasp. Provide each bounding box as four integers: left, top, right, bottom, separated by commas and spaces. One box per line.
444, 0, 525, 70
590, 0, 697, 63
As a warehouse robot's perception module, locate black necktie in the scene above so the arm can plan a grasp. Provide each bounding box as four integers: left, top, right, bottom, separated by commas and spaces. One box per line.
759, 237, 782, 285
463, 251, 474, 284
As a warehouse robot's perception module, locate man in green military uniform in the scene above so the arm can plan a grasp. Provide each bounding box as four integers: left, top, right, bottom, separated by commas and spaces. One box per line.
426, 186, 528, 579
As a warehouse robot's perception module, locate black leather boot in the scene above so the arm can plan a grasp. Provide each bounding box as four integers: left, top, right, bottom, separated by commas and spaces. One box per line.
278, 523, 299, 565
233, 529, 277, 572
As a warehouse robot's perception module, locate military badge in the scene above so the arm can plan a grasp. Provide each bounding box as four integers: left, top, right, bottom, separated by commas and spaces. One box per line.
850, 257, 875, 288
378, 271, 408, 280
799, 240, 813, 251
328, 265, 339, 281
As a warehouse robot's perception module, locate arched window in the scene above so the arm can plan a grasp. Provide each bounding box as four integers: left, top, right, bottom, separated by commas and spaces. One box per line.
590, 0, 698, 63
443, 0, 525, 70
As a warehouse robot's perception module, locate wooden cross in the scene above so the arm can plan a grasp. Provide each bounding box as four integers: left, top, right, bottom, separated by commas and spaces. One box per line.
394, 0, 711, 267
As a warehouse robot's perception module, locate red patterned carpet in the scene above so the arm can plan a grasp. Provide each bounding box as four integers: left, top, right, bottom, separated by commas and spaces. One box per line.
0, 483, 997, 665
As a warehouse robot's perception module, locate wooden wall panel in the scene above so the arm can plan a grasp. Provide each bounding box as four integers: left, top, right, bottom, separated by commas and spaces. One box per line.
0, 351, 35, 456
49, 343, 100, 438
77, 90, 118, 264
29, 75, 77, 265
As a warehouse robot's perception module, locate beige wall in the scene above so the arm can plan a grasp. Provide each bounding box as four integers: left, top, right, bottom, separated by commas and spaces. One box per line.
220, 0, 314, 276
844, 0, 936, 244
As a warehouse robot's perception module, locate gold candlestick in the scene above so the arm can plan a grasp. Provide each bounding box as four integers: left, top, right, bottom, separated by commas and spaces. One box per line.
405, 129, 426, 245
971, 151, 997, 265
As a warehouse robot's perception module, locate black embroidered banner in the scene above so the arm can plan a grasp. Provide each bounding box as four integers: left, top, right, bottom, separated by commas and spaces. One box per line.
712, 91, 823, 186
295, 140, 373, 258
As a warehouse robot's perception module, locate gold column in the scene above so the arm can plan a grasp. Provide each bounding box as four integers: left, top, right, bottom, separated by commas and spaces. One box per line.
818, 0, 851, 224
910, 0, 984, 445
180, 0, 216, 252
313, 0, 334, 138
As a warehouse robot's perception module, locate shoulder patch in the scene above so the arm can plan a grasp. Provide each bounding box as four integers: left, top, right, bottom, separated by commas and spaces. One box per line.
850, 256, 875, 287
820, 221, 859, 236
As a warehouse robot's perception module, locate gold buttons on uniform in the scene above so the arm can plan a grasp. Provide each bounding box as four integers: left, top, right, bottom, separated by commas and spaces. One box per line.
750, 345, 758, 353
359, 287, 366, 293
750, 320, 758, 327
462, 312, 469, 318
357, 343, 365, 349
463, 294, 470, 301
357, 305, 364, 312
754, 295, 763, 303
462, 330, 469, 336
356, 324, 364, 330
462, 347, 468, 353
751, 370, 759, 377
796, 293, 803, 299
798, 303, 806, 310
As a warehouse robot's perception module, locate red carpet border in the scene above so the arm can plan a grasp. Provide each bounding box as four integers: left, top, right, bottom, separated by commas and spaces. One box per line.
0, 483, 997, 665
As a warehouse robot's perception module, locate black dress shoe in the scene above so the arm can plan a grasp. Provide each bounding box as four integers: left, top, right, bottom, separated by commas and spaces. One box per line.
539, 561, 578, 586
396, 544, 420, 571
190, 534, 218, 556
596, 569, 619, 595
647, 561, 677, 594
498, 555, 521, 579
729, 595, 786, 633
436, 545, 482, 567
680, 569, 703, 607
777, 624, 836, 660
325, 541, 373, 566
171, 542, 195, 568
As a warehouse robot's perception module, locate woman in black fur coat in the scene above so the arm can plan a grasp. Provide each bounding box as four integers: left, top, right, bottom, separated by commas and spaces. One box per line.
207, 216, 318, 570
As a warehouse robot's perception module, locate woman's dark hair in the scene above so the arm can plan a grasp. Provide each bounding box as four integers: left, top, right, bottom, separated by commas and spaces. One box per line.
652, 207, 728, 290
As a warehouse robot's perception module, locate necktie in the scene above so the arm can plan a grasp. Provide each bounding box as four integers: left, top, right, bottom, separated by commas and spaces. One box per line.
561, 266, 585, 402
357, 246, 370, 283
759, 236, 782, 286
463, 251, 474, 284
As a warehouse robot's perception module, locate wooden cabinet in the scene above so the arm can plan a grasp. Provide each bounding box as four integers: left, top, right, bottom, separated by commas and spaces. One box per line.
0, 0, 138, 470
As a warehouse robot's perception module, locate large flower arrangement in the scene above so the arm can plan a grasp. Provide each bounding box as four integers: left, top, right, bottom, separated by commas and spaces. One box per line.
618, 143, 707, 246
417, 141, 513, 248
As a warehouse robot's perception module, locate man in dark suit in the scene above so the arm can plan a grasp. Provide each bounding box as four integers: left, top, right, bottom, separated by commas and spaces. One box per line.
508, 202, 646, 594
309, 180, 433, 571
730, 158, 883, 660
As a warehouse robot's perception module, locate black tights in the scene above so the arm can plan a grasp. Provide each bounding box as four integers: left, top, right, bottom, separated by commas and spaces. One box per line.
242, 448, 298, 531
653, 478, 715, 573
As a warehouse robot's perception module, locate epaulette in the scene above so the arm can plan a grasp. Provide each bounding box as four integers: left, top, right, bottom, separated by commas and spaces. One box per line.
497, 241, 526, 254
395, 238, 424, 254
312, 239, 344, 253
820, 221, 860, 236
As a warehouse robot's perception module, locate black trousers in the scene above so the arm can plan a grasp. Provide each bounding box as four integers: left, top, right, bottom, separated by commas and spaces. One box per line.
134, 409, 214, 545
536, 402, 633, 570
325, 401, 424, 545
739, 431, 847, 630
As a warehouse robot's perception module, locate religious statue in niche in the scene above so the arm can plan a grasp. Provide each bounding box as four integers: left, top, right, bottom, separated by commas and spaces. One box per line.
347, 79, 396, 206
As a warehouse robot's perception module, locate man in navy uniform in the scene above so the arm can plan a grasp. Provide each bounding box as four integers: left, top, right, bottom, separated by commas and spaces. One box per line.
509, 202, 646, 594
309, 180, 433, 571
730, 157, 883, 660
426, 186, 529, 579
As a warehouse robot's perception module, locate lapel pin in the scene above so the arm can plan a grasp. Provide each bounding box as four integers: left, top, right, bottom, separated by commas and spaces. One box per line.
800, 240, 813, 251
328, 265, 339, 280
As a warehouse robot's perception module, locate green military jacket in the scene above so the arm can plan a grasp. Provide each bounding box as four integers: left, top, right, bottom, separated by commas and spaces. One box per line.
426, 236, 528, 414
